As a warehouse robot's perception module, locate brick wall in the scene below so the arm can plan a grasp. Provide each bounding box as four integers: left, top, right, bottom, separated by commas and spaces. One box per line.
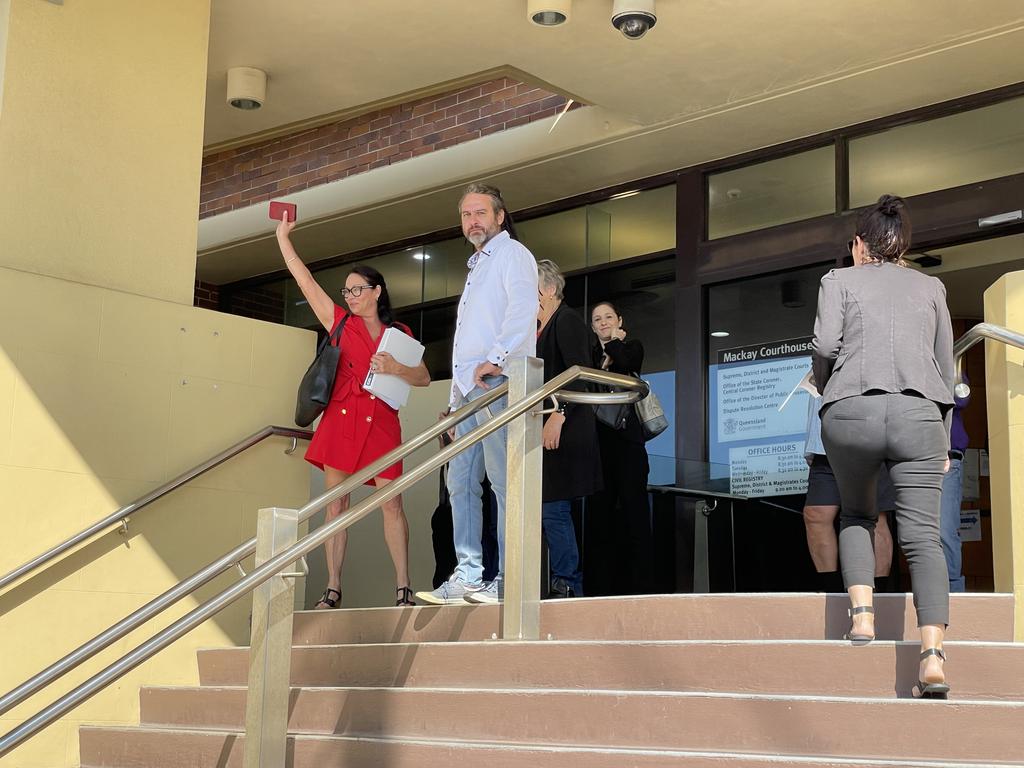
193, 279, 220, 310
200, 78, 580, 218
219, 284, 286, 324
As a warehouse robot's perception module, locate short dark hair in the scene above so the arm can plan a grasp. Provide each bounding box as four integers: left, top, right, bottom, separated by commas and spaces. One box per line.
459, 182, 519, 241
591, 300, 621, 318
854, 194, 912, 264
347, 264, 394, 325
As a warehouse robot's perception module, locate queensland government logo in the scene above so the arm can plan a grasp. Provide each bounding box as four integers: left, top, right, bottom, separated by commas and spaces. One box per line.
723, 417, 737, 435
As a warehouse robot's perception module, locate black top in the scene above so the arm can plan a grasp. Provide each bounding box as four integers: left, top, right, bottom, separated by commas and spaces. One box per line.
536, 303, 603, 502
592, 337, 646, 445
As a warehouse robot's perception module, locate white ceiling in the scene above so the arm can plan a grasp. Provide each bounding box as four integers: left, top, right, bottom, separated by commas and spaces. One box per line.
199, 1, 1024, 284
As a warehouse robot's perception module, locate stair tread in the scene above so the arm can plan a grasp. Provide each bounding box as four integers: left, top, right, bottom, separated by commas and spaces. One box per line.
144, 683, 1024, 706
79, 726, 1024, 767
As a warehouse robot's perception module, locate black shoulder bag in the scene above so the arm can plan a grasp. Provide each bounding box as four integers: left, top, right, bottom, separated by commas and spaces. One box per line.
294, 313, 350, 427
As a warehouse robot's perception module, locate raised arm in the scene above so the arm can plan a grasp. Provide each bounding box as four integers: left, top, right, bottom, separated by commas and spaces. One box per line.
275, 215, 335, 331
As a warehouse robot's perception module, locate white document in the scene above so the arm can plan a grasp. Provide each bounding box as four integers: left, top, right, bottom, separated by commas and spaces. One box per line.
362, 327, 425, 409
777, 367, 818, 413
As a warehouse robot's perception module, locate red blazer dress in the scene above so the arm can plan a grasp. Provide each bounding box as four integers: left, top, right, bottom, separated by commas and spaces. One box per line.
304, 305, 414, 482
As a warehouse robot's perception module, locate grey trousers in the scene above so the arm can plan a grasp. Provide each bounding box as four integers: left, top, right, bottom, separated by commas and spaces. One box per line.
821, 392, 949, 627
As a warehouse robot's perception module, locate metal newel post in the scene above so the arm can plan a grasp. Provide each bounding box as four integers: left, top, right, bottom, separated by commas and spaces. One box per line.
503, 356, 545, 640
244, 507, 300, 767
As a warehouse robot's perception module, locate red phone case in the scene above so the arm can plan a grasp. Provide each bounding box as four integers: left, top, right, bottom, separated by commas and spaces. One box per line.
269, 201, 297, 222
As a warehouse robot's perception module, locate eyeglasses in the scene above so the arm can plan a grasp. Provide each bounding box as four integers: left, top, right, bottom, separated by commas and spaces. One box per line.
340, 284, 375, 298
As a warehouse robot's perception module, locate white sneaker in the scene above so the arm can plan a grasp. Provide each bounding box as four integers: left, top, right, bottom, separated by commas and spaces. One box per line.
415, 576, 481, 605
464, 577, 503, 604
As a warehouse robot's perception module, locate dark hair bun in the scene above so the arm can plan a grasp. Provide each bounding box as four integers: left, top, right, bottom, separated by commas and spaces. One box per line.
876, 194, 904, 217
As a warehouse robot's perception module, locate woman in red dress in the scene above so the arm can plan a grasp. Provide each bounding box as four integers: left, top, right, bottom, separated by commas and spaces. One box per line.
277, 214, 430, 608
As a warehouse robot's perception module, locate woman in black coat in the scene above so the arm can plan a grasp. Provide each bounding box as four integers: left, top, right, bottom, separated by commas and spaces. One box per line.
536, 260, 602, 598
587, 300, 654, 595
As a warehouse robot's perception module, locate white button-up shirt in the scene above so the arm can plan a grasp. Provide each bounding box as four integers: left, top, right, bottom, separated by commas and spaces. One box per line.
450, 230, 538, 405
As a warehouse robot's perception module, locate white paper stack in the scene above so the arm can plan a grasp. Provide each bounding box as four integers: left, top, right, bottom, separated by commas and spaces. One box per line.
363, 327, 425, 409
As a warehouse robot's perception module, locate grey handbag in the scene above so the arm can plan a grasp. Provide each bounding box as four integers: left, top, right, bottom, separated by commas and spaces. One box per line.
634, 380, 669, 441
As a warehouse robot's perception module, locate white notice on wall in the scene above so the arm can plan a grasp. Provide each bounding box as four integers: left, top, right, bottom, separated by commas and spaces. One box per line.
717, 358, 810, 443
729, 441, 807, 497
960, 509, 982, 543
980, 449, 990, 477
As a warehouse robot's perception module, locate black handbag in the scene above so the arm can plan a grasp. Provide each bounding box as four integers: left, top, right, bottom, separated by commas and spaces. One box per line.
594, 391, 631, 430
294, 313, 350, 427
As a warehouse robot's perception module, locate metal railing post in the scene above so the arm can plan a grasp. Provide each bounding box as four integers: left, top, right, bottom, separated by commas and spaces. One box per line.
244, 508, 300, 767
502, 356, 544, 640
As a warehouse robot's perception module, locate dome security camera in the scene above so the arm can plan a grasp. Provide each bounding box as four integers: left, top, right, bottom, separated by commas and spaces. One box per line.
612, 0, 657, 39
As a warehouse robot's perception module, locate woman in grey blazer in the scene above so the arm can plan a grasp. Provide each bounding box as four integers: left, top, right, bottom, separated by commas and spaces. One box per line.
812, 194, 955, 698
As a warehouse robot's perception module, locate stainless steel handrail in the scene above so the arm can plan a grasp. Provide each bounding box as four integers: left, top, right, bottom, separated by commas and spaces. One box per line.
0, 387, 506, 718
0, 426, 314, 595
953, 322, 1024, 398
0, 367, 646, 755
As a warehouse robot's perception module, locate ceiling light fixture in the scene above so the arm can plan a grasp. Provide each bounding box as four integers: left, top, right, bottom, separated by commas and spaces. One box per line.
227, 67, 267, 110
412, 252, 430, 261
711, 331, 730, 338
528, 0, 571, 26
609, 189, 641, 201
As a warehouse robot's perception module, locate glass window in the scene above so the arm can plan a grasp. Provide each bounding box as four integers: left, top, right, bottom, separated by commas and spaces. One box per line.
423, 236, 470, 302
363, 247, 424, 309
517, 207, 588, 272
705, 262, 831, 498
850, 96, 1024, 209
708, 147, 835, 239
586, 184, 676, 264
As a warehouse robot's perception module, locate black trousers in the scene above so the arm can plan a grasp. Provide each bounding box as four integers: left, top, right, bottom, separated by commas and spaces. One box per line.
821, 392, 949, 627
584, 432, 654, 595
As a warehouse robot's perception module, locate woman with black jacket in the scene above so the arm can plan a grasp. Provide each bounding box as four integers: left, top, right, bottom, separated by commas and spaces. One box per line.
536, 260, 603, 597
587, 301, 654, 595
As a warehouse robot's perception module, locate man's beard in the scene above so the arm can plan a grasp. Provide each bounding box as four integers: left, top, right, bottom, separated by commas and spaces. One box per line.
467, 229, 489, 247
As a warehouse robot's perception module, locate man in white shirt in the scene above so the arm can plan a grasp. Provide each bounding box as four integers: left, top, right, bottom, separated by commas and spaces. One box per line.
417, 183, 539, 605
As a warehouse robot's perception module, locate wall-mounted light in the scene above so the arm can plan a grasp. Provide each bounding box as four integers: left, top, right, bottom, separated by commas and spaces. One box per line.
710, 331, 730, 338
412, 252, 430, 261
528, 0, 571, 26
227, 67, 267, 110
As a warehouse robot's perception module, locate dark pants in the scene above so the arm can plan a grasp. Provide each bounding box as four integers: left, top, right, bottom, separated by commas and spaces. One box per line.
542, 499, 583, 596
585, 433, 653, 596
821, 392, 949, 627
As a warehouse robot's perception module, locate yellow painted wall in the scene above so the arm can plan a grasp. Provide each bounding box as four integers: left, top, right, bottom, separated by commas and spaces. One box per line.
0, 0, 210, 305
0, 1, 323, 764
0, 267, 315, 766
984, 272, 1024, 641
0, 0, 10, 122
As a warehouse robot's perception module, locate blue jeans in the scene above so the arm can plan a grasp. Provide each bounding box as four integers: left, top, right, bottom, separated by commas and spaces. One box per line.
940, 457, 966, 592
542, 499, 583, 596
447, 376, 507, 585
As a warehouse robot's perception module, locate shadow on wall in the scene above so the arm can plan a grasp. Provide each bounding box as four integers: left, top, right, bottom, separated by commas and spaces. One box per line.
0, 267, 315, 697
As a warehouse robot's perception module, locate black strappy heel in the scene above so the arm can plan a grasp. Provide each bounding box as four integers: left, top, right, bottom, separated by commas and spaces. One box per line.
843, 605, 875, 644
396, 586, 416, 606
916, 648, 950, 699
315, 587, 341, 609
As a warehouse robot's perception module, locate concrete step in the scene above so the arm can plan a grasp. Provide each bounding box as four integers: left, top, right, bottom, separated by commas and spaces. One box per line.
79, 727, 1024, 768
291, 594, 1014, 645
136, 686, 1024, 764
196, 639, 1024, 701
